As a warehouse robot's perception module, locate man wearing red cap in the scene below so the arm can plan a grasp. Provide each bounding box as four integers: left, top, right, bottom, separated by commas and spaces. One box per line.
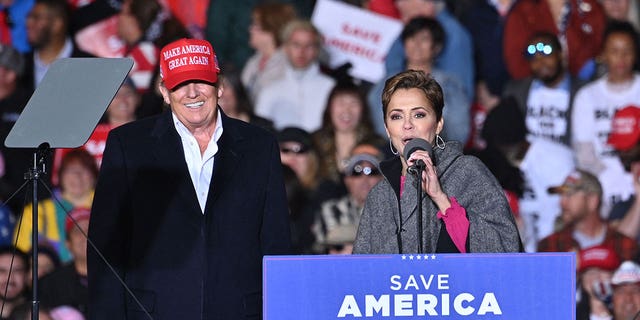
608, 106, 640, 245
87, 38, 291, 319
576, 245, 621, 319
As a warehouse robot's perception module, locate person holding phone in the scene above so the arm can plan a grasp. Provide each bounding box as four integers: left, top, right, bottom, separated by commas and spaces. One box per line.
352, 70, 521, 254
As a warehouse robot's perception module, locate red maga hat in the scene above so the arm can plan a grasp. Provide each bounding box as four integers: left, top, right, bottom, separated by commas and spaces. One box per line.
159, 38, 220, 90
608, 106, 640, 151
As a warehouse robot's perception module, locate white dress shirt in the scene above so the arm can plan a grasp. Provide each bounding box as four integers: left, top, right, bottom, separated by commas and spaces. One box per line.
172, 110, 223, 213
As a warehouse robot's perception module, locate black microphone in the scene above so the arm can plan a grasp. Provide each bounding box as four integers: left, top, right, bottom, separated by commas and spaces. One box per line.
403, 138, 433, 175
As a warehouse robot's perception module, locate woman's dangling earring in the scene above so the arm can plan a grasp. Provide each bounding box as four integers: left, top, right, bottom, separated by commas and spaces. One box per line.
436, 134, 446, 150
389, 139, 399, 155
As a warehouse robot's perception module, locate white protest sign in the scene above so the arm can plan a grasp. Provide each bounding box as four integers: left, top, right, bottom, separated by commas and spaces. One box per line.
311, 0, 403, 83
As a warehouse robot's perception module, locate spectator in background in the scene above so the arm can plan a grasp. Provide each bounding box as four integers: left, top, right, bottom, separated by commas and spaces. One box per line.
241, 3, 297, 103
538, 170, 637, 261
572, 21, 640, 217
102, 77, 139, 129
255, 20, 335, 132
460, 0, 511, 152
39, 208, 90, 317
51, 77, 139, 183
217, 68, 274, 132
481, 97, 574, 252
116, 0, 160, 93
282, 164, 315, 254
607, 106, 640, 243
26, 243, 60, 287
14, 148, 97, 263
611, 260, 640, 320
403, 16, 469, 144
67, 0, 120, 59
575, 245, 621, 319
277, 127, 321, 193
7, 303, 52, 320
22, 0, 92, 93
119, 1, 189, 118
466, 79, 502, 151
503, 0, 606, 81
503, 32, 584, 146
0, 246, 28, 319
369, 16, 470, 143
315, 81, 381, 189
600, 0, 640, 31
116, 0, 189, 93
386, 0, 474, 100
313, 142, 384, 254
205, 0, 312, 70
0, 44, 33, 208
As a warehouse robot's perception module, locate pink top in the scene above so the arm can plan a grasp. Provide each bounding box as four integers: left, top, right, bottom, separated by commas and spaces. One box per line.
437, 197, 469, 253
400, 176, 469, 253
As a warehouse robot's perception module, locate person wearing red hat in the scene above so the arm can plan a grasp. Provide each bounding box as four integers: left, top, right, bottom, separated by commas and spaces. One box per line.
576, 245, 621, 319
608, 106, 640, 245
571, 21, 640, 219
503, 0, 606, 81
87, 38, 291, 319
539, 169, 638, 317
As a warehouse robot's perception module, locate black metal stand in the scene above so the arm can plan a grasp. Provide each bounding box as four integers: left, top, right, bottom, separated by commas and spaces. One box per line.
26, 143, 49, 320
416, 168, 424, 254
1, 58, 133, 320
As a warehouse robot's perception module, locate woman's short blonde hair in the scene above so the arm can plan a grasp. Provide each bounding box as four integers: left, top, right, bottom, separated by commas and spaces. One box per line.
381, 70, 444, 123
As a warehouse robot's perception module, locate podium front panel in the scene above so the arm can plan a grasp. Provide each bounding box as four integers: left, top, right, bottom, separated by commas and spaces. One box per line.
264, 253, 575, 319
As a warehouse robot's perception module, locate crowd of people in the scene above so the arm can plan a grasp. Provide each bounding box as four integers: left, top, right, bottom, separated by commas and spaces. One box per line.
0, 0, 635, 318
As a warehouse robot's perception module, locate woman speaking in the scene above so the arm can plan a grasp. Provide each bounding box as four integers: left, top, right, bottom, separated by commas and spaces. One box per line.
353, 70, 521, 254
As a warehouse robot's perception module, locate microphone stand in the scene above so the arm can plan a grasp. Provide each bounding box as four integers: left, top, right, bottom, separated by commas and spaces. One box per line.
415, 167, 424, 254
26, 143, 49, 320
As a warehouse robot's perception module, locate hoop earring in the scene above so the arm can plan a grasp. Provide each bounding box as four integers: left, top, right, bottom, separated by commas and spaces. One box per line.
389, 139, 399, 155
436, 134, 446, 150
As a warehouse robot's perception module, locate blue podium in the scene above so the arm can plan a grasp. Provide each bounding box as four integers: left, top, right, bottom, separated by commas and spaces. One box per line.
264, 253, 575, 319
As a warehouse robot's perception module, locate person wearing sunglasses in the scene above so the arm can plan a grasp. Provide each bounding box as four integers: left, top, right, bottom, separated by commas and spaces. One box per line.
313, 142, 384, 254
503, 0, 606, 81
277, 127, 321, 193
503, 32, 585, 147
